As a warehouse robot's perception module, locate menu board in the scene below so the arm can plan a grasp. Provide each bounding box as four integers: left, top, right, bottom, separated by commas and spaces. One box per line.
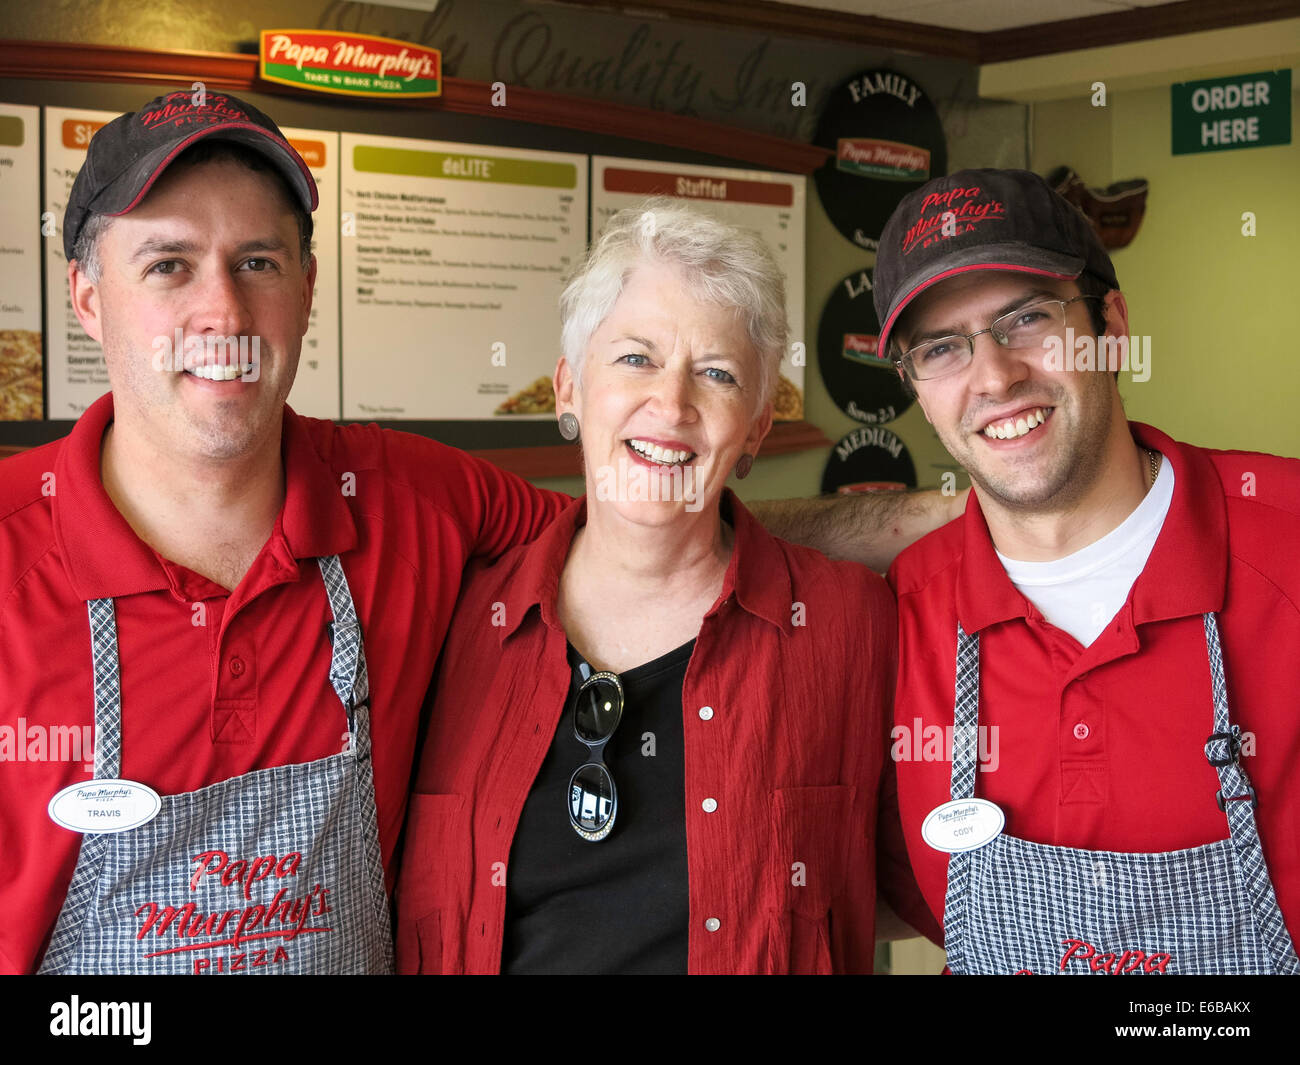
340, 133, 588, 419
0, 103, 42, 420
591, 157, 806, 420
280, 127, 341, 419
45, 107, 118, 417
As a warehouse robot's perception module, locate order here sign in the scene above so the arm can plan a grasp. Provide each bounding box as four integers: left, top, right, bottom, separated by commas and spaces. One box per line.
1171, 70, 1291, 155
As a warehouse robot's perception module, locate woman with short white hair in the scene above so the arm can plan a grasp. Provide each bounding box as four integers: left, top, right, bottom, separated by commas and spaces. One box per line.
395, 199, 901, 974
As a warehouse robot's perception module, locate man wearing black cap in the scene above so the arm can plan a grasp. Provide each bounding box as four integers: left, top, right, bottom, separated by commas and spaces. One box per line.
874, 168, 1300, 974
0, 89, 579, 975
0, 89, 951, 975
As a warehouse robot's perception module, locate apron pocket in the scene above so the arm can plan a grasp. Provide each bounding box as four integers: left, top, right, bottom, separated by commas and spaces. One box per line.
765, 785, 852, 974
396, 792, 469, 974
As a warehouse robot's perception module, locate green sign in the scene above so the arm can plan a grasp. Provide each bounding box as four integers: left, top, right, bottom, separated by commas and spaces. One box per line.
1171, 70, 1290, 155
353, 146, 577, 189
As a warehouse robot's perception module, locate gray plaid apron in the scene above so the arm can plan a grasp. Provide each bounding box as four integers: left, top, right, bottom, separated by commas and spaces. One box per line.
943, 614, 1299, 975
38, 556, 395, 974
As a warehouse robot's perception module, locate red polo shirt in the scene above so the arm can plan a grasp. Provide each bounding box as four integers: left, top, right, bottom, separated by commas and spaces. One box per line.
395, 491, 915, 974
0, 393, 567, 974
887, 423, 1300, 957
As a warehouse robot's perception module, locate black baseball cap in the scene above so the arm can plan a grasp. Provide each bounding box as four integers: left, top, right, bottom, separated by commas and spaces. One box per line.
872, 168, 1119, 359
63, 89, 318, 261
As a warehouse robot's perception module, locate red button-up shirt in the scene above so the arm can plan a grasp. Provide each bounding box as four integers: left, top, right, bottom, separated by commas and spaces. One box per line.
0, 393, 566, 973
887, 423, 1300, 953
396, 490, 912, 974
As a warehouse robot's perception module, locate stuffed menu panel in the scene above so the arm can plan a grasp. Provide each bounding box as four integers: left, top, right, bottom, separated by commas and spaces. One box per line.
591, 157, 806, 420
340, 133, 588, 419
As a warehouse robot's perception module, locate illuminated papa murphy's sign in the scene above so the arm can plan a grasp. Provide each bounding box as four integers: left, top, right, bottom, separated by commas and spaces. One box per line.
260, 30, 441, 99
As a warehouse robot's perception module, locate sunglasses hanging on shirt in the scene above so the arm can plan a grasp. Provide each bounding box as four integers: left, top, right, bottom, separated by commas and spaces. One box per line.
568, 661, 623, 842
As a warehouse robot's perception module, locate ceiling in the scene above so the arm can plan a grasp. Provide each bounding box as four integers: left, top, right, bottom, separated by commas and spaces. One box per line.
556, 0, 1300, 62
775, 0, 1183, 32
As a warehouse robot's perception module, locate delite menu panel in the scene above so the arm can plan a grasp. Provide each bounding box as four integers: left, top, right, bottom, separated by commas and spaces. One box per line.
340, 133, 588, 419
591, 156, 807, 420
0, 102, 42, 420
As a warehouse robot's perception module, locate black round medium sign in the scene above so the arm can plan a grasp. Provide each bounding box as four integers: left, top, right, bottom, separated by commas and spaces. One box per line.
813, 69, 948, 252
821, 426, 916, 495
817, 266, 914, 425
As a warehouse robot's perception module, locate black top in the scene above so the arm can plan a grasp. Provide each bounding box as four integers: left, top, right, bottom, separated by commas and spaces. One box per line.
501, 639, 694, 974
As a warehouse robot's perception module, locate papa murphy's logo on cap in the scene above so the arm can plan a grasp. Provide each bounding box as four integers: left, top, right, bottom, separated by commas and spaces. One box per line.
260, 30, 441, 99
837, 138, 931, 181
901, 184, 1007, 255
138, 92, 253, 132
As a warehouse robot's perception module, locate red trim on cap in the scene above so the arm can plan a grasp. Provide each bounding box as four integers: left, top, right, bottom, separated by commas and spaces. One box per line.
108, 122, 318, 218
878, 262, 1077, 361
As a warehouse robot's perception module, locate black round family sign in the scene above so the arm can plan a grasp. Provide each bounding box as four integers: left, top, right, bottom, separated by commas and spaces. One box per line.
817, 266, 915, 425
812, 68, 948, 252
821, 426, 917, 495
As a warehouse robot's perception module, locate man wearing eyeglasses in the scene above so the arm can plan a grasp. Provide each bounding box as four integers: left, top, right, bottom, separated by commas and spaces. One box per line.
875, 169, 1300, 974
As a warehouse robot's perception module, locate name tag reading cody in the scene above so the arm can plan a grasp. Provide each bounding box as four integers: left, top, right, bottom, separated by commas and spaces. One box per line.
48, 779, 162, 833
921, 798, 1004, 852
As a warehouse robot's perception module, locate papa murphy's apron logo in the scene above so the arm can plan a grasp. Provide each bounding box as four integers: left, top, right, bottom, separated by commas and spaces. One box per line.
836, 138, 931, 181
260, 30, 441, 99
901, 185, 1007, 255
133, 849, 333, 973
1015, 938, 1173, 974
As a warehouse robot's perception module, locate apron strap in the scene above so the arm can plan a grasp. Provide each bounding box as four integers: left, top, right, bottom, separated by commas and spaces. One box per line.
941, 622, 981, 971
40, 599, 126, 972
318, 555, 370, 746
86, 598, 122, 779
1200, 613, 1300, 975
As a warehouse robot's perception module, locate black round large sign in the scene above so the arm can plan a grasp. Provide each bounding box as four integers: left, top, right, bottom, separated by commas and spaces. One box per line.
813, 69, 948, 252
821, 426, 916, 495
817, 266, 915, 425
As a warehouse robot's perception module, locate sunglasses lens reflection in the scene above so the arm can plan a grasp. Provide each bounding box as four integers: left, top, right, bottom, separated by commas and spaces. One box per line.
569, 763, 615, 832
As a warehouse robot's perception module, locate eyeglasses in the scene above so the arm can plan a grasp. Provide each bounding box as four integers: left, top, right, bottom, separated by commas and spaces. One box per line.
568, 664, 623, 842
896, 295, 1103, 382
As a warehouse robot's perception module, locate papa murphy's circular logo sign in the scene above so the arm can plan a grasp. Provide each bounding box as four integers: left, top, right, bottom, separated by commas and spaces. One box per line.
813, 69, 947, 252
817, 267, 914, 425
821, 426, 916, 495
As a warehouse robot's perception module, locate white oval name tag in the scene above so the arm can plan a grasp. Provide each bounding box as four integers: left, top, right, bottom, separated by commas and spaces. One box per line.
921, 798, 1004, 853
48, 779, 162, 834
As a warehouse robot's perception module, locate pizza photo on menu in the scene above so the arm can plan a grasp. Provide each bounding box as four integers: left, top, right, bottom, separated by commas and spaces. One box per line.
774, 373, 803, 421
495, 376, 556, 415
0, 329, 43, 420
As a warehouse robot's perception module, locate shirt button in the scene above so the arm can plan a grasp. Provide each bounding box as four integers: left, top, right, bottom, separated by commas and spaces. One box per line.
698, 706, 714, 721
229, 657, 246, 676
704, 917, 721, 932
1073, 722, 1090, 740
702, 797, 718, 813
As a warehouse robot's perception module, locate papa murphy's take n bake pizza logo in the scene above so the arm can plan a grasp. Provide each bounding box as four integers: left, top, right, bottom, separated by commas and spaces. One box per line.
134, 849, 334, 973
836, 139, 931, 182
900, 184, 1007, 255
260, 30, 441, 99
